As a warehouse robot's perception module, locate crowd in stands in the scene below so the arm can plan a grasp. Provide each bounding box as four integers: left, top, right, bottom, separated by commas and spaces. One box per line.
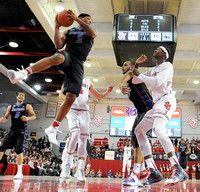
0, 130, 200, 179
91, 138, 110, 159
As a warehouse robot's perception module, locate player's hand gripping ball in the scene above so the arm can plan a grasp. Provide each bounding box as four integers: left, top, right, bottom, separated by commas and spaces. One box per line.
56, 10, 74, 27
136, 54, 147, 65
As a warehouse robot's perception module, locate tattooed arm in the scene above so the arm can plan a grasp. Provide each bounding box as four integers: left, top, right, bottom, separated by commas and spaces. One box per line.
67, 10, 96, 39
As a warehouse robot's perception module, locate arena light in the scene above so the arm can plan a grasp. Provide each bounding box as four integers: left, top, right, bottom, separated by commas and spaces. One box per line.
55, 3, 64, 12
194, 80, 199, 84
116, 89, 121, 93
34, 84, 41, 91
93, 78, 98, 82
9, 42, 18, 48
45, 78, 52, 83
84, 62, 91, 67
56, 90, 61, 93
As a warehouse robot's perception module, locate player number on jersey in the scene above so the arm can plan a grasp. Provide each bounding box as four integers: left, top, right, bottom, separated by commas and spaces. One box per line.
76, 33, 83, 43
14, 111, 20, 119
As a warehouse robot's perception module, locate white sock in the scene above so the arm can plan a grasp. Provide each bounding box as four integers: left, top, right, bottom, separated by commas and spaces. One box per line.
25, 67, 32, 75
133, 163, 141, 174
18, 165, 22, 174
146, 158, 157, 170
169, 155, 179, 166
140, 162, 146, 172
78, 159, 85, 171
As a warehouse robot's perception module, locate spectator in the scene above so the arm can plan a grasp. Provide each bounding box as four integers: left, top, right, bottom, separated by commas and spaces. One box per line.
196, 163, 200, 180
88, 169, 95, 177
107, 170, 113, 178
85, 163, 91, 177
115, 170, 122, 178
96, 169, 103, 177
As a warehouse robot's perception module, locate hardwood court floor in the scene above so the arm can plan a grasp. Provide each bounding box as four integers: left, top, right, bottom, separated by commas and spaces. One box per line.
0, 176, 199, 192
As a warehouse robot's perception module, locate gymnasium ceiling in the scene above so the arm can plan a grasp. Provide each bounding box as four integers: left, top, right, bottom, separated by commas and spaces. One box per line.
0, 0, 200, 104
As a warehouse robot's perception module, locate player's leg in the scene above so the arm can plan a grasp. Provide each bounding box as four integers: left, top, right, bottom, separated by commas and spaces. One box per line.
61, 110, 80, 178
122, 160, 126, 179
7, 52, 66, 84
45, 58, 83, 145
14, 130, 28, 179
123, 112, 149, 186
135, 110, 163, 185
75, 111, 90, 182
152, 96, 188, 185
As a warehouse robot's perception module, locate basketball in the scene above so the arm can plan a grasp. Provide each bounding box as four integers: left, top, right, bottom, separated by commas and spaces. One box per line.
56, 10, 74, 27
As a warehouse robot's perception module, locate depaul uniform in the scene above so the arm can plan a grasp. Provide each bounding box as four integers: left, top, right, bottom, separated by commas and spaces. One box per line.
127, 79, 153, 147
66, 78, 91, 137
58, 27, 94, 97
132, 61, 176, 128
0, 103, 28, 154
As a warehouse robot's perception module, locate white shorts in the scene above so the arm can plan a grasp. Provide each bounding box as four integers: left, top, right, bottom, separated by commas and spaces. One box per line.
123, 159, 131, 168
67, 109, 90, 136
146, 94, 176, 123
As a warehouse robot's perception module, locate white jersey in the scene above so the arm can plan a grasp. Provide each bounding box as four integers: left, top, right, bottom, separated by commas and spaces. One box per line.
132, 62, 174, 103
123, 146, 132, 160
71, 78, 90, 111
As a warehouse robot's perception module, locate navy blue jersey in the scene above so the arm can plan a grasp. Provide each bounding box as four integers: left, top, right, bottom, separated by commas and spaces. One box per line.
65, 27, 94, 61
127, 79, 153, 113
10, 103, 27, 130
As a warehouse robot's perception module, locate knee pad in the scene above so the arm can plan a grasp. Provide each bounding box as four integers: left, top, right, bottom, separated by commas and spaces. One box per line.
68, 128, 80, 153
78, 134, 88, 158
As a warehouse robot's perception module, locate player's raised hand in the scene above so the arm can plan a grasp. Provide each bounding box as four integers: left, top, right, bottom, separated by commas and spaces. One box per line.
107, 85, 114, 93
136, 54, 147, 65
0, 117, 7, 123
121, 85, 131, 95
66, 10, 78, 21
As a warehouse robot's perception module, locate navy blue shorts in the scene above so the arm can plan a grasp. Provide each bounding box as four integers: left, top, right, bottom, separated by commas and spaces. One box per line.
57, 50, 84, 97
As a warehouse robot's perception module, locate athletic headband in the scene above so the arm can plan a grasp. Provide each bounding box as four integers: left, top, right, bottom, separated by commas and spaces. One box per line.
159, 46, 169, 59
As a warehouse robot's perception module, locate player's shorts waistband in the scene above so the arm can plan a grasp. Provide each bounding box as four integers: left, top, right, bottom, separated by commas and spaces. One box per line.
71, 108, 89, 111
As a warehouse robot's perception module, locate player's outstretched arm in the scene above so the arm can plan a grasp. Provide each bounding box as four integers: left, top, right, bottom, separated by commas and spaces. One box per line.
90, 83, 114, 100
24, 104, 36, 121
118, 69, 133, 95
132, 54, 147, 76
0, 105, 11, 123
67, 10, 96, 39
54, 16, 67, 49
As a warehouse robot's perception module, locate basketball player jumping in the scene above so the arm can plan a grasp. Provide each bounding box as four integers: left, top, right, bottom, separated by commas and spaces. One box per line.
132, 46, 188, 186
59, 78, 114, 181
0, 90, 36, 179
119, 60, 153, 186
7, 10, 96, 145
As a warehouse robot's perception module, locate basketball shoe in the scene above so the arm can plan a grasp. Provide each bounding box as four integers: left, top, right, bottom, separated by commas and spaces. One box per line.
8, 69, 27, 84
142, 168, 163, 185
140, 169, 149, 179
14, 172, 23, 179
45, 125, 62, 145
75, 170, 86, 182
123, 171, 142, 186
60, 164, 72, 179
164, 164, 188, 186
